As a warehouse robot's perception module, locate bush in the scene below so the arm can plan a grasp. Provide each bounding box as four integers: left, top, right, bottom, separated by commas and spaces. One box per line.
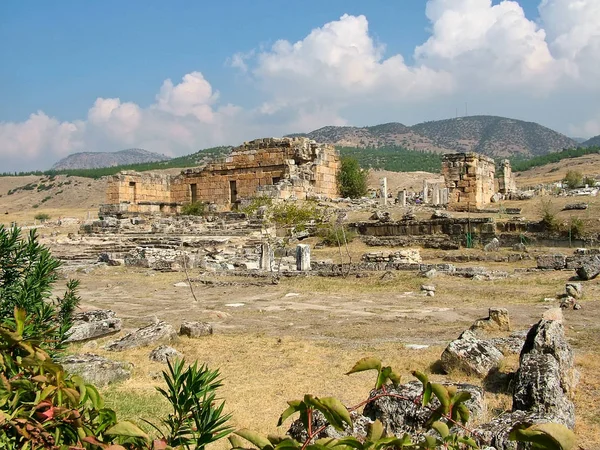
0, 225, 79, 352
241, 195, 273, 216
181, 201, 206, 216
563, 170, 583, 189
34, 212, 51, 221
338, 157, 368, 199
566, 217, 585, 239
540, 199, 559, 232
318, 225, 357, 247
269, 201, 326, 232
583, 176, 597, 187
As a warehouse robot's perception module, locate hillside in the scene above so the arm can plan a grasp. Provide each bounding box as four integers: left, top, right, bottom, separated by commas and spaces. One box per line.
288, 116, 576, 158
52, 148, 171, 170
582, 135, 600, 147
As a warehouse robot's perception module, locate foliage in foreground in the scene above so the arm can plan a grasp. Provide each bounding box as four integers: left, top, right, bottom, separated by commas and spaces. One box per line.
0, 309, 231, 449
230, 357, 576, 450
0, 225, 80, 353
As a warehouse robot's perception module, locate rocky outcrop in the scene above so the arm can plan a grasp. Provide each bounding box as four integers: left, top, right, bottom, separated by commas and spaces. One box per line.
66, 310, 122, 343
440, 330, 503, 377
59, 354, 132, 386
106, 321, 177, 351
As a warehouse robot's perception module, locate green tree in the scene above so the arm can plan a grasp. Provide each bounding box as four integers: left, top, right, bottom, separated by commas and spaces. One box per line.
0, 225, 80, 352
338, 157, 368, 198
563, 170, 583, 189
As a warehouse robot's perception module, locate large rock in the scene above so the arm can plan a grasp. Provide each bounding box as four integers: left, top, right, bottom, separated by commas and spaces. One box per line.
106, 321, 177, 351
575, 255, 600, 280
483, 238, 500, 252
179, 321, 213, 338
440, 330, 503, 377
59, 353, 132, 386
471, 307, 510, 332
536, 254, 566, 270
287, 411, 372, 443
149, 345, 182, 363
474, 410, 566, 450
362, 381, 485, 437
513, 354, 575, 428
565, 282, 583, 299
66, 309, 122, 343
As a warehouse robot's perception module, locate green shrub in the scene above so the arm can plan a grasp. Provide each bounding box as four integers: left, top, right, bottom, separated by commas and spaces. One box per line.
563, 170, 583, 189
40, 195, 52, 203
583, 176, 597, 187
318, 225, 356, 247
540, 199, 559, 232
0, 225, 79, 352
338, 157, 368, 198
241, 195, 273, 216
566, 217, 585, 239
269, 201, 325, 232
181, 201, 206, 216
34, 212, 51, 221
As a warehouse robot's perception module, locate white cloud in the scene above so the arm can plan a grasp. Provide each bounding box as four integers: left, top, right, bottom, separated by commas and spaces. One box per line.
1, 0, 600, 172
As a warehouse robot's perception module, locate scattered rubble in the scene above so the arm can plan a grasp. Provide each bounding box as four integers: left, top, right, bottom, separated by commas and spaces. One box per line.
483, 237, 500, 252
179, 321, 213, 338
439, 330, 504, 377
59, 354, 132, 386
420, 285, 435, 297
576, 255, 600, 280
106, 321, 177, 351
149, 345, 182, 363
563, 202, 588, 211
470, 307, 510, 332
66, 309, 122, 343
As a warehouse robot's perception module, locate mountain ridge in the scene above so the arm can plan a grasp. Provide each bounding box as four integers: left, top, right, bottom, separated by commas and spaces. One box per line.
287, 115, 577, 158
52, 148, 171, 170
582, 135, 600, 147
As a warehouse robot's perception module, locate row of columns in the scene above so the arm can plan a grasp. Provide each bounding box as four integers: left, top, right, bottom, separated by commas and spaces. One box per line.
378, 177, 449, 206
259, 243, 311, 272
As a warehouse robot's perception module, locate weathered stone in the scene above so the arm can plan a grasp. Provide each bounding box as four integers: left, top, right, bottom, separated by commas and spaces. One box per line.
287, 410, 372, 443
440, 330, 503, 377
512, 242, 527, 252
563, 202, 588, 211
98, 252, 122, 266
149, 345, 182, 363
474, 410, 566, 450
420, 285, 436, 292
471, 307, 510, 332
179, 321, 213, 338
565, 282, 583, 299
369, 211, 391, 222
59, 353, 132, 386
431, 209, 451, 219
489, 330, 527, 355
362, 381, 485, 436
513, 353, 575, 428
560, 296, 576, 309
66, 309, 122, 343
296, 244, 311, 271
106, 321, 177, 351
483, 237, 500, 252
536, 254, 566, 270
575, 255, 600, 280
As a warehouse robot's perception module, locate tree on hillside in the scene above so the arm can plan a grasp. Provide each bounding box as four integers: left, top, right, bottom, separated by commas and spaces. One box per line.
338, 157, 368, 198
563, 170, 583, 189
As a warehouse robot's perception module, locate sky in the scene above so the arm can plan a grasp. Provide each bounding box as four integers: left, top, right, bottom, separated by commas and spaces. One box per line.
0, 0, 599, 172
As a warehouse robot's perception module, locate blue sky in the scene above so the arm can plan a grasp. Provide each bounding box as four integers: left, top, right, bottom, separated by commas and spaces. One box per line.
1, 0, 599, 171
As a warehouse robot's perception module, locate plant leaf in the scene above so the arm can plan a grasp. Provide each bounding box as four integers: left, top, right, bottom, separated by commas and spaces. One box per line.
105, 421, 149, 439
431, 421, 449, 439
319, 397, 352, 430
236, 429, 274, 450
346, 357, 381, 375
366, 420, 384, 442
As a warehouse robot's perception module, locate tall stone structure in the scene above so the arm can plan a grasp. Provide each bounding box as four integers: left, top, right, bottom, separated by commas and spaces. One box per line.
442, 153, 496, 211
498, 159, 517, 195
101, 137, 340, 215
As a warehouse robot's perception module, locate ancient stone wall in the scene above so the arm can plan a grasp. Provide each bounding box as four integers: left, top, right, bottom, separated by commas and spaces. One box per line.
442, 153, 496, 211
102, 137, 340, 215
498, 159, 517, 194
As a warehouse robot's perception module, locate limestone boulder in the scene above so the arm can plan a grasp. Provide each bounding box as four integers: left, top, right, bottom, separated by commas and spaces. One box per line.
287, 410, 372, 443
440, 330, 503, 377
149, 345, 182, 363
179, 321, 213, 338
483, 238, 500, 252
536, 254, 566, 270
106, 321, 177, 352
66, 309, 122, 343
565, 282, 583, 299
576, 255, 600, 280
59, 353, 132, 386
471, 307, 510, 332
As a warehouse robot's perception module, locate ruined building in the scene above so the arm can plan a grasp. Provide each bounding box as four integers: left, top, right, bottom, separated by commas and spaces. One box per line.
498, 159, 517, 195
101, 137, 340, 216
442, 153, 497, 211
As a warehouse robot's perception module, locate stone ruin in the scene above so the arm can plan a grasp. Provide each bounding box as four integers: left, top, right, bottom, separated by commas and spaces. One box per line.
101, 137, 340, 216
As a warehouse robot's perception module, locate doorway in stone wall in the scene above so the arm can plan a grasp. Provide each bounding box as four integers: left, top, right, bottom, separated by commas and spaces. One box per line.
229, 180, 237, 205
190, 184, 197, 203
128, 182, 137, 203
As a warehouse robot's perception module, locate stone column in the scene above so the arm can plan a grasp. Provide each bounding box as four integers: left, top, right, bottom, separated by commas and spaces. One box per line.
441, 188, 449, 205
259, 243, 273, 271
432, 184, 440, 205
380, 177, 388, 206
296, 244, 311, 271
423, 180, 429, 204
398, 190, 407, 207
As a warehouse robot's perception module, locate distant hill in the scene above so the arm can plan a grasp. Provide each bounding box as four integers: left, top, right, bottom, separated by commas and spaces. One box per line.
288, 116, 577, 158
51, 148, 171, 170
582, 135, 600, 147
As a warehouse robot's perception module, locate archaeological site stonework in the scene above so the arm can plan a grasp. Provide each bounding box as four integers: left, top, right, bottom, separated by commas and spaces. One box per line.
442, 153, 497, 211
102, 137, 340, 215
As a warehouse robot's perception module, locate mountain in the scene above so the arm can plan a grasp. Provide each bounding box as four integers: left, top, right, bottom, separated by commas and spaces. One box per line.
51, 148, 171, 170
287, 116, 577, 158
581, 135, 600, 147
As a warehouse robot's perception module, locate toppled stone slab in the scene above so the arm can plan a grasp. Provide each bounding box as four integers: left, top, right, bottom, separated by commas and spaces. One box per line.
179, 321, 213, 338
361, 249, 421, 264
362, 381, 485, 436
440, 330, 503, 377
565, 282, 583, 298
66, 309, 122, 343
536, 254, 566, 270
489, 330, 527, 355
575, 255, 600, 280
149, 345, 182, 363
59, 353, 132, 386
106, 321, 177, 351
98, 252, 122, 266
563, 202, 588, 211
471, 307, 510, 332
